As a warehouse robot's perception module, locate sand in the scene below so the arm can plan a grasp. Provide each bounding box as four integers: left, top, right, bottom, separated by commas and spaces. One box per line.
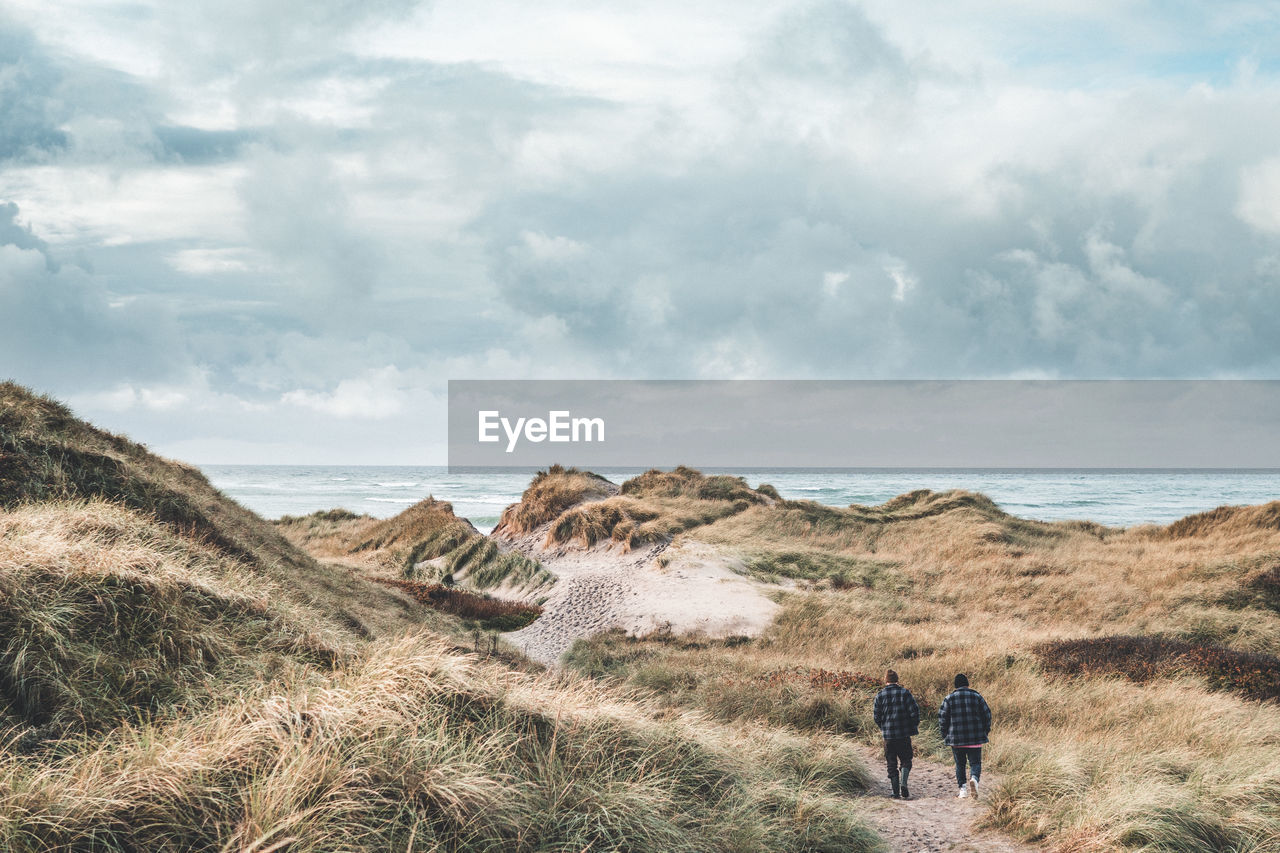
500, 529, 781, 666
855, 745, 1043, 853
493, 501, 1040, 851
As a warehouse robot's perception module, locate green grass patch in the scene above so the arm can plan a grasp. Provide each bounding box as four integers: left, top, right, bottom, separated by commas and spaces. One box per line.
742, 549, 906, 589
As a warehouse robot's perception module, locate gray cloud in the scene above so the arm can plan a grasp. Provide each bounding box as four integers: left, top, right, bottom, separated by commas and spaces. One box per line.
0, 204, 183, 390
476, 2, 1280, 380
761, 0, 914, 87
158, 0, 423, 75
152, 126, 261, 164
3, 0, 1280, 461
0, 20, 70, 161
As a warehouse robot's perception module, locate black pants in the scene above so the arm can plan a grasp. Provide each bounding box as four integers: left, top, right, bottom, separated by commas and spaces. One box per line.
952, 747, 982, 786
884, 737, 913, 778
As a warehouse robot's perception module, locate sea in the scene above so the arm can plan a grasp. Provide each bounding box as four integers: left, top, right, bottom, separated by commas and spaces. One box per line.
199, 466, 1280, 535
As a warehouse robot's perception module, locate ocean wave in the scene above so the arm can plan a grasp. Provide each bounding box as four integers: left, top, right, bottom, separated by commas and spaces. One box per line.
201, 467, 1280, 529
435, 495, 519, 505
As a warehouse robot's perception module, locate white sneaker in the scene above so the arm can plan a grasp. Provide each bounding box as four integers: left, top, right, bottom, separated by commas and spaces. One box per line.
957, 785, 968, 799
969, 779, 979, 799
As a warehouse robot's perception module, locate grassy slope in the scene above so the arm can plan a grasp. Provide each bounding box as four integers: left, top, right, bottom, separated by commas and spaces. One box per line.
0, 388, 882, 851
278, 498, 553, 592
0, 500, 339, 737
0, 382, 423, 640
568, 487, 1280, 852
495, 464, 776, 551
0, 634, 882, 852
492, 464, 619, 538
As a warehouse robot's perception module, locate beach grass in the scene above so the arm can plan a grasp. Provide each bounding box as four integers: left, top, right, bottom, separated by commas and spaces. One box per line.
498, 465, 777, 552
277, 498, 554, 593
0, 633, 883, 852
566, 487, 1280, 851
370, 578, 544, 631
0, 385, 883, 852
9, 378, 1280, 852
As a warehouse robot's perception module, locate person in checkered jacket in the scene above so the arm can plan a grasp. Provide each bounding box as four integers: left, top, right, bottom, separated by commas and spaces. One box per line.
939, 673, 992, 799
872, 669, 920, 799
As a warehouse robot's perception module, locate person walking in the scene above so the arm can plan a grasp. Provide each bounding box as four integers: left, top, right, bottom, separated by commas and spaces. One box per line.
872, 669, 920, 799
939, 673, 992, 799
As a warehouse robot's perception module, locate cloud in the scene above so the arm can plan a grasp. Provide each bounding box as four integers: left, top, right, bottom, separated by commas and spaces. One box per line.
5, 0, 1280, 462
282, 366, 409, 418
0, 202, 185, 390
469, 1, 1280, 380
166, 247, 269, 275
236, 149, 381, 302
0, 19, 70, 162
157, 0, 424, 76
1238, 157, 1280, 234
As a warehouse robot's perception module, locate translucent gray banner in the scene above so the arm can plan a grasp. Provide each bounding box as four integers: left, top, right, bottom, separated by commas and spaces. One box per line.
447, 380, 1280, 469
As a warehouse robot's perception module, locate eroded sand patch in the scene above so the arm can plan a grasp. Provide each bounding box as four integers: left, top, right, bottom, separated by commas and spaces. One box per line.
505, 539, 780, 666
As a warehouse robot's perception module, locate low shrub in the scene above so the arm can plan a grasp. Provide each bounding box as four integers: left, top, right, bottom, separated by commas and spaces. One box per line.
1248, 564, 1280, 612
744, 550, 904, 588
758, 667, 883, 692
372, 579, 543, 631
1035, 635, 1280, 702
495, 465, 615, 535
620, 466, 767, 505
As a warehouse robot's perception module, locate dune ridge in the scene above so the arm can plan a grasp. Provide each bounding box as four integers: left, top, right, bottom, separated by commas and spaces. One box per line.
0, 384, 883, 852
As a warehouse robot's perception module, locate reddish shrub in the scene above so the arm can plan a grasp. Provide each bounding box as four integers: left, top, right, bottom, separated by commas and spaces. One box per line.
372, 579, 542, 629
1035, 635, 1280, 702
757, 667, 882, 692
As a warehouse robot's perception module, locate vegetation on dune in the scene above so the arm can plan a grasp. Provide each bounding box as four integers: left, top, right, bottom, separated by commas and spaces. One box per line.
349, 499, 481, 567
0, 500, 340, 741
568, 486, 1280, 853
865, 488, 1008, 521
1036, 634, 1280, 703
0, 382, 423, 640
493, 464, 617, 536
277, 498, 554, 593
1163, 501, 1280, 538
0, 391, 883, 851
742, 550, 907, 588
566, 628, 895, 742
0, 384, 254, 561
505, 465, 777, 551
371, 579, 544, 632
568, 630, 898, 740
1239, 562, 1280, 612
546, 497, 664, 549
547, 493, 759, 551
0, 635, 883, 852
274, 507, 380, 561
620, 465, 771, 505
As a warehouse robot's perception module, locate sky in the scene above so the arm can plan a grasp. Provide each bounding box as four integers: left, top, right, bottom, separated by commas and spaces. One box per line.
2, 0, 1280, 463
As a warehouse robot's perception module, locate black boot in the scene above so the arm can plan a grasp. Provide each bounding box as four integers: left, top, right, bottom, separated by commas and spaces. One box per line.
889, 776, 900, 798
900, 767, 911, 799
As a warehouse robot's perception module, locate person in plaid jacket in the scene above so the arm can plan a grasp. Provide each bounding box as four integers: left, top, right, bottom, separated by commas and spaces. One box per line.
872, 669, 920, 798
939, 674, 992, 799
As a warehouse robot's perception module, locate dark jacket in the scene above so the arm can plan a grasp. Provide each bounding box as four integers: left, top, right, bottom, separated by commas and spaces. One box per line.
873, 683, 920, 740
939, 686, 992, 746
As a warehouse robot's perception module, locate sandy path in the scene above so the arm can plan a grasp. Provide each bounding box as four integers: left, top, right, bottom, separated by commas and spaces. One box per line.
496, 514, 1038, 852
503, 538, 781, 666
855, 745, 1042, 853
